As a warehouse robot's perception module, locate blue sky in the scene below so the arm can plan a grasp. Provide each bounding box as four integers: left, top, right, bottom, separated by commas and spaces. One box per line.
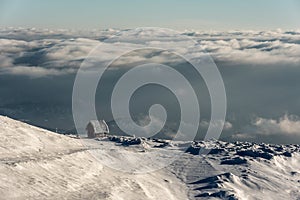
0, 0, 300, 30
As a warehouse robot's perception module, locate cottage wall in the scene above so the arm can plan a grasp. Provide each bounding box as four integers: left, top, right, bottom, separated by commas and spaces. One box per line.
86, 123, 95, 138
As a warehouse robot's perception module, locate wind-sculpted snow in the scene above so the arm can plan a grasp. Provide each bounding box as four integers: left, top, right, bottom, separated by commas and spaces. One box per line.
1, 116, 300, 199
174, 140, 300, 199
186, 140, 299, 160
88, 136, 300, 199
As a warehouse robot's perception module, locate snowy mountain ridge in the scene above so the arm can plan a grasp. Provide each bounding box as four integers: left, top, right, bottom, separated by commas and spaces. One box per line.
0, 115, 300, 200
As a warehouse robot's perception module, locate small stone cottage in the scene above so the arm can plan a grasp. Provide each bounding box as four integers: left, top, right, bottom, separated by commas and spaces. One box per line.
86, 120, 109, 138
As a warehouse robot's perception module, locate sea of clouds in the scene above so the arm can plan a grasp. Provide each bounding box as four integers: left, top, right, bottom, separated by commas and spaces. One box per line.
1, 27, 300, 143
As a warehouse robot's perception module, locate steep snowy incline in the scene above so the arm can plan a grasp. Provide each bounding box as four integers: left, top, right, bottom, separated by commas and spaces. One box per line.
0, 116, 84, 161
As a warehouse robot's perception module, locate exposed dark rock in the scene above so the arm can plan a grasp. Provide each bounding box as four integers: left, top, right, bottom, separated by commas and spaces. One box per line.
221, 157, 247, 165
237, 150, 273, 160
282, 151, 292, 157
185, 146, 200, 155
209, 148, 225, 154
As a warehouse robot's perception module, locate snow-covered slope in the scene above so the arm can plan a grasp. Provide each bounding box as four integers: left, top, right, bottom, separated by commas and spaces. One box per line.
0, 116, 187, 200
1, 116, 300, 200
170, 141, 300, 199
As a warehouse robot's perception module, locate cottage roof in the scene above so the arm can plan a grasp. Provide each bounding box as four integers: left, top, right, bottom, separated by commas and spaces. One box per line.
88, 120, 109, 133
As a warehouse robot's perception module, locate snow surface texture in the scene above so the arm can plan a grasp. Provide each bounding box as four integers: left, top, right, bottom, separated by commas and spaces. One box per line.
0, 116, 186, 200
1, 116, 300, 199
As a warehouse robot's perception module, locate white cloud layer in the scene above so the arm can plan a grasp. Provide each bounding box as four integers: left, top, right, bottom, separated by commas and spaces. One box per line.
200, 120, 233, 130
233, 114, 300, 139
0, 28, 300, 77
253, 114, 300, 135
